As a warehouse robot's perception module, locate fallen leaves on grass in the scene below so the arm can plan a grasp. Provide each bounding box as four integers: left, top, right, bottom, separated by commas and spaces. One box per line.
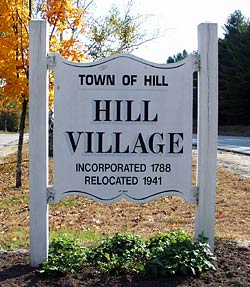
0, 149, 249, 249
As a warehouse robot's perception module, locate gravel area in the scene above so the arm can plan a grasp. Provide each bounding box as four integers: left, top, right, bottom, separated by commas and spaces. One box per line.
192, 149, 250, 179
217, 150, 250, 178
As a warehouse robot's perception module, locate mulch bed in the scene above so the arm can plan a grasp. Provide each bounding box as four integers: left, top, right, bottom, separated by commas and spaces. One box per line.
0, 238, 249, 287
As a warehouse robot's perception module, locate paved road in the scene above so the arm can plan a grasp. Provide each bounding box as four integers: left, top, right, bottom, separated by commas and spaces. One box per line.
217, 135, 250, 154
193, 135, 250, 155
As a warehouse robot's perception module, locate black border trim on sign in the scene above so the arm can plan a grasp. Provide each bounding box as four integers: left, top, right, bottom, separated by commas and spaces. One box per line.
60, 53, 186, 70
62, 189, 184, 202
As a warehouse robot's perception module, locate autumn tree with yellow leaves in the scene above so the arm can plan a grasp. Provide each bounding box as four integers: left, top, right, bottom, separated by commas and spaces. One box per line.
0, 0, 86, 187
0, 0, 156, 187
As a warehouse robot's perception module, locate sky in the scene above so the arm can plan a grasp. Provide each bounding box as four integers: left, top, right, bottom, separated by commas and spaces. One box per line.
93, 0, 250, 63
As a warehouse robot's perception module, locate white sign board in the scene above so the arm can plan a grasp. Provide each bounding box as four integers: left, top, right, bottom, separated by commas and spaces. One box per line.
53, 54, 195, 203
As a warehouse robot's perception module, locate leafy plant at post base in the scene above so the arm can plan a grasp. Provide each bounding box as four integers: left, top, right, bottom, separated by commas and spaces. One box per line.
39, 234, 88, 274
145, 229, 216, 277
39, 230, 216, 277
88, 232, 148, 275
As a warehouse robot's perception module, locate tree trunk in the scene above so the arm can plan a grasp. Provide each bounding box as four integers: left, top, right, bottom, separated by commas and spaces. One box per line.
16, 99, 28, 188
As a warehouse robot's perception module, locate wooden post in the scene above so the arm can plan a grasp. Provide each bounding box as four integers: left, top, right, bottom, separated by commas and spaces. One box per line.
195, 23, 218, 251
29, 20, 49, 267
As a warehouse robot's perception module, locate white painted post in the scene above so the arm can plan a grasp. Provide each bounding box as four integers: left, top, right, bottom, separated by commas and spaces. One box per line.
194, 23, 218, 252
29, 20, 49, 267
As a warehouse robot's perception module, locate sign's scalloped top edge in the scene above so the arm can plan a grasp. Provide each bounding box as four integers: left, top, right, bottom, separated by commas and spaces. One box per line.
50, 52, 196, 70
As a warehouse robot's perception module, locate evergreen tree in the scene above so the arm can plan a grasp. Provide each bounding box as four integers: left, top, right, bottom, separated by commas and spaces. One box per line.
166, 50, 188, 63
219, 10, 250, 125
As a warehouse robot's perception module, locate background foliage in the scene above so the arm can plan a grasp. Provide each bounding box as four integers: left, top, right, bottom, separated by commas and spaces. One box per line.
218, 10, 250, 126
167, 10, 250, 127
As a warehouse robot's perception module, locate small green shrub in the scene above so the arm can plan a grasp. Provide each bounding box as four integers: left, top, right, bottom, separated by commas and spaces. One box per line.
39, 230, 216, 277
145, 229, 216, 277
88, 232, 148, 275
39, 234, 88, 274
